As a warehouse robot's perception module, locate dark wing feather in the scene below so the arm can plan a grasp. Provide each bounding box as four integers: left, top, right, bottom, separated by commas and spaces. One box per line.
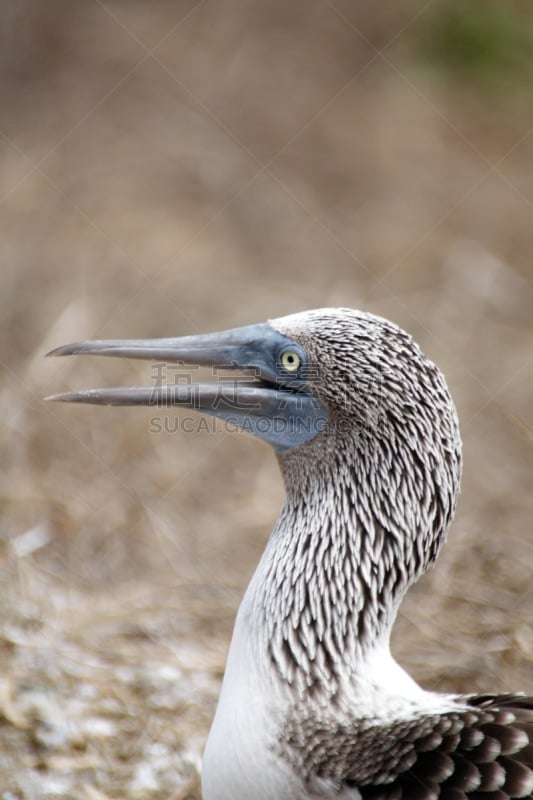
283, 694, 533, 799
358, 695, 533, 800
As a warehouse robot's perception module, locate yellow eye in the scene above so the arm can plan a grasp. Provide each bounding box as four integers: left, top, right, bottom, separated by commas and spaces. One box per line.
280, 351, 301, 372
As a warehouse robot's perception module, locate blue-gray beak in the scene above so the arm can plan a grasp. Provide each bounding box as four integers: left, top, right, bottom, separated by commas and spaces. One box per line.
46, 323, 328, 452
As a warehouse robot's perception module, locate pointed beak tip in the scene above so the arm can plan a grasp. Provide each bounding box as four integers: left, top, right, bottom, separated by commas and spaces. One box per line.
46, 343, 84, 358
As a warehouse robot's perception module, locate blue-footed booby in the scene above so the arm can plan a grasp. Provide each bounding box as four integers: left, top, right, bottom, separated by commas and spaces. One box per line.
47, 308, 532, 800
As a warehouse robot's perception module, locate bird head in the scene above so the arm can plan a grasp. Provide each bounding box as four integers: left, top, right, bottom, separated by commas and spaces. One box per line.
47, 308, 462, 570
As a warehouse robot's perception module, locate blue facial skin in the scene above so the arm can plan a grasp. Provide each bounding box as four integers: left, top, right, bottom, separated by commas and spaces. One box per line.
189, 322, 328, 452
47, 322, 329, 453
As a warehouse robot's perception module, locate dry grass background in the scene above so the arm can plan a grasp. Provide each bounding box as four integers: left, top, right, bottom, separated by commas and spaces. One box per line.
1, 1, 532, 798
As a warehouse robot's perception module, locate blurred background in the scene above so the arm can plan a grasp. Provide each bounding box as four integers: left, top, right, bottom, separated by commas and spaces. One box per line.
1, 1, 532, 797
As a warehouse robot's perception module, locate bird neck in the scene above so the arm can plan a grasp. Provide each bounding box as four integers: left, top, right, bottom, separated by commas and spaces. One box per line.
245, 433, 456, 696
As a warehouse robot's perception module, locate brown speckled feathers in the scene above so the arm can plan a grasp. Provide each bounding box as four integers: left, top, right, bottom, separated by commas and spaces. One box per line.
286, 695, 533, 799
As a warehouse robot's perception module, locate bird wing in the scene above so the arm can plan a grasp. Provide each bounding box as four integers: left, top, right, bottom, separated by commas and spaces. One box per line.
285, 694, 533, 799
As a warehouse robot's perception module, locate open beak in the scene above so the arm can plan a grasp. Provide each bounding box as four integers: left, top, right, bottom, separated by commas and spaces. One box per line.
46, 322, 327, 452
